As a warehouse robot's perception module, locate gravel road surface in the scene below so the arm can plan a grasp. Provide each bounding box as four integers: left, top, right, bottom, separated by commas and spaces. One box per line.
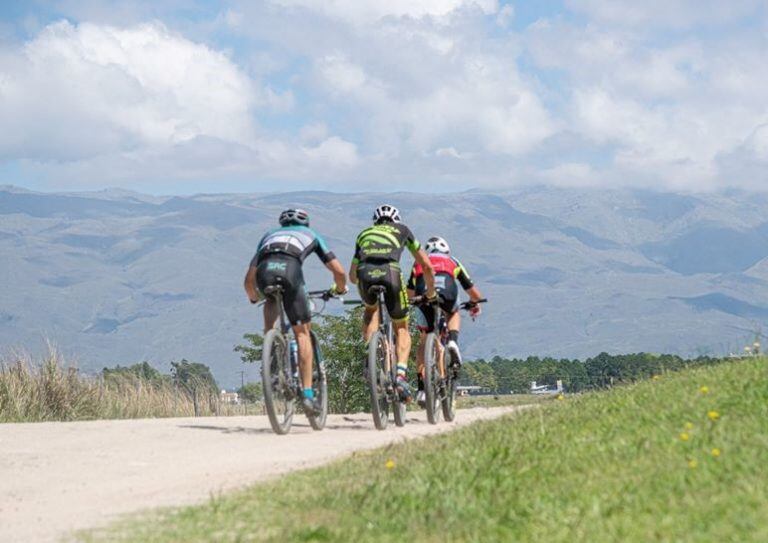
0, 406, 523, 542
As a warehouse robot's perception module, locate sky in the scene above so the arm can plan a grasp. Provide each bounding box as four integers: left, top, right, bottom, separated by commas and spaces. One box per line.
0, 0, 767, 194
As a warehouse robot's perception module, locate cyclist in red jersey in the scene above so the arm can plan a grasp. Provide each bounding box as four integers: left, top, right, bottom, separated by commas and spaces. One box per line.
407, 236, 484, 407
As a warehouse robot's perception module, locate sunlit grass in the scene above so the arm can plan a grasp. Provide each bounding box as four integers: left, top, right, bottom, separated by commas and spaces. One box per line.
85, 357, 768, 542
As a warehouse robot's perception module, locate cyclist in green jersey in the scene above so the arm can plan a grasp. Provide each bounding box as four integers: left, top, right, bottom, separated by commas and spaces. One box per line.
349, 204, 436, 402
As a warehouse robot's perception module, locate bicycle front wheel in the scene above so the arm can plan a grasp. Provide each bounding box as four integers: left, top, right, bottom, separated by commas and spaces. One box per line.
423, 333, 442, 424
307, 331, 328, 431
368, 330, 389, 430
261, 329, 295, 435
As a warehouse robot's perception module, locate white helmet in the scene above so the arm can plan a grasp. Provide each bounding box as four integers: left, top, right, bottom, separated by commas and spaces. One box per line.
372, 204, 401, 224
425, 236, 450, 254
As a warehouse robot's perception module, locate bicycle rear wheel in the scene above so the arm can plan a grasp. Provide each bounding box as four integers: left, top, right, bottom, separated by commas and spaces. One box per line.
442, 348, 457, 422
423, 333, 442, 424
368, 330, 389, 430
261, 329, 295, 435
306, 331, 328, 431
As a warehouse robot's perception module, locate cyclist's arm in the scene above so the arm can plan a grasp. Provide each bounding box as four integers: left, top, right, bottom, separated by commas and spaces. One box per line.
466, 285, 484, 303
455, 259, 479, 300
243, 265, 259, 303
311, 233, 346, 292
413, 248, 436, 298
403, 226, 436, 297
325, 258, 347, 293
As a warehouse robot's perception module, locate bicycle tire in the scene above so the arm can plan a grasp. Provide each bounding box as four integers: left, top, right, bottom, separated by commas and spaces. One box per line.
423, 333, 441, 424
368, 330, 389, 430
442, 348, 457, 422
393, 392, 407, 427
306, 331, 328, 431
261, 329, 294, 435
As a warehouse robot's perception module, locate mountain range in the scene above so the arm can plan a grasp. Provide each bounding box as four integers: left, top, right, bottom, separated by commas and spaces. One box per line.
3, 184, 768, 387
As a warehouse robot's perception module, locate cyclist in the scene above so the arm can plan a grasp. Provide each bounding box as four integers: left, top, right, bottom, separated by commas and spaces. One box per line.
407, 236, 484, 407
349, 204, 436, 403
243, 208, 347, 414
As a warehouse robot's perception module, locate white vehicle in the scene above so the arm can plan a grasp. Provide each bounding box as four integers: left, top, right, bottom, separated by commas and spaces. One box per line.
530, 380, 564, 395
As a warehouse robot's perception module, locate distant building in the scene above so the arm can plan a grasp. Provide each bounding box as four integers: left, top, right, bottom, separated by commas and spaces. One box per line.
530, 380, 563, 395
456, 385, 493, 396
220, 390, 240, 404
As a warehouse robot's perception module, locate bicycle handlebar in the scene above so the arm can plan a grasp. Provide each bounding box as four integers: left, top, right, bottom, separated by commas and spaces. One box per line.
459, 298, 488, 311
307, 289, 342, 301
409, 296, 488, 311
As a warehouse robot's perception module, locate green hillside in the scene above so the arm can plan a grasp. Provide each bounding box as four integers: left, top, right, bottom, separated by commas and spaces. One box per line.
87, 357, 768, 542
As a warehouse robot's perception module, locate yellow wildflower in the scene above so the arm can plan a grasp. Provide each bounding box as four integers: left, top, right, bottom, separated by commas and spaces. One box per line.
688, 459, 698, 469
385, 459, 395, 470
707, 410, 720, 421
652, 375, 660, 381
556, 394, 564, 401
711, 448, 721, 457
699, 385, 709, 394
684, 422, 694, 431
679, 432, 690, 441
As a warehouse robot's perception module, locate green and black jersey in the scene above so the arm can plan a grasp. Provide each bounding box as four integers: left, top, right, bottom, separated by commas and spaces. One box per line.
352, 222, 421, 264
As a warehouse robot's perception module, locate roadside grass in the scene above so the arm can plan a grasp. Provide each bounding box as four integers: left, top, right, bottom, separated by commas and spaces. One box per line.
0, 351, 256, 422
84, 357, 768, 542
455, 393, 550, 409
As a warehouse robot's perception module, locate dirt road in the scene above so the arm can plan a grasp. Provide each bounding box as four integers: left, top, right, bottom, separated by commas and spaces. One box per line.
0, 406, 522, 542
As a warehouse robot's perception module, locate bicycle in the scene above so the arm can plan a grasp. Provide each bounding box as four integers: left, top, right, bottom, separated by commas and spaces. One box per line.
344, 286, 407, 430
260, 285, 338, 435
414, 296, 487, 424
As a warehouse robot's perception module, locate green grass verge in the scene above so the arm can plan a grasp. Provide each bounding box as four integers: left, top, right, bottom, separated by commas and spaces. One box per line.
455, 393, 551, 409
84, 358, 768, 543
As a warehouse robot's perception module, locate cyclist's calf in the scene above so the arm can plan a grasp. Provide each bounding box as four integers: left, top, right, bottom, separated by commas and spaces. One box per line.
393, 319, 411, 368
362, 304, 379, 342
292, 323, 314, 390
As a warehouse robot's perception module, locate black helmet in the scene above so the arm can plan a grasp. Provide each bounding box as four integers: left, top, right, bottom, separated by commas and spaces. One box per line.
279, 208, 310, 226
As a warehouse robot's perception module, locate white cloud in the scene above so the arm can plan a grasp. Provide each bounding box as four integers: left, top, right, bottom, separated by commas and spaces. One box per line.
4, 2, 768, 193
565, 0, 763, 29
0, 20, 256, 160
0, 20, 361, 187
302, 136, 359, 168
526, 10, 768, 191
271, 0, 499, 26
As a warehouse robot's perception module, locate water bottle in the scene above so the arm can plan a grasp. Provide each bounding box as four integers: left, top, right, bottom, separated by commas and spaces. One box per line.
289, 338, 299, 379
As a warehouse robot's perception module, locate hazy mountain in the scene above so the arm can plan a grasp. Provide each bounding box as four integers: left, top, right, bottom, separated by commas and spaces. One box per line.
3, 185, 768, 387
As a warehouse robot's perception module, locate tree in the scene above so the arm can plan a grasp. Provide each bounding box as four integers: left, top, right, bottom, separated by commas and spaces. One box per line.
463, 360, 498, 392
233, 310, 370, 414
233, 333, 264, 364
312, 307, 370, 414
102, 361, 166, 384
237, 382, 263, 403
170, 360, 218, 394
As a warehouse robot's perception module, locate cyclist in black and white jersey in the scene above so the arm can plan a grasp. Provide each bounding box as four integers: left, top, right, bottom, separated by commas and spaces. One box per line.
243, 209, 347, 414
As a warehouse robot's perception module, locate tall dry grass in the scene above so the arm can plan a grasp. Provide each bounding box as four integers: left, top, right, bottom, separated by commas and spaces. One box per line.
0, 350, 258, 423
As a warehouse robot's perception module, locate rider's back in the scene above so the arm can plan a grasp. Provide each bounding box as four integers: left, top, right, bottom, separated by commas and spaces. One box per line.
354, 222, 419, 263
258, 224, 334, 264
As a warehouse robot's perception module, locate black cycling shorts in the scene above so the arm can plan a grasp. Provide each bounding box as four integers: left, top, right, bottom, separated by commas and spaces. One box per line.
255, 254, 311, 325
415, 274, 459, 332
357, 261, 409, 322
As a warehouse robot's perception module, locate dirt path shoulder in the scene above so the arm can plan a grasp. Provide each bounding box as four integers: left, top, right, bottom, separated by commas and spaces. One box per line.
0, 406, 523, 542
